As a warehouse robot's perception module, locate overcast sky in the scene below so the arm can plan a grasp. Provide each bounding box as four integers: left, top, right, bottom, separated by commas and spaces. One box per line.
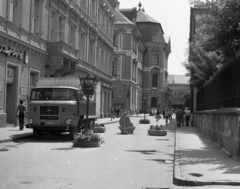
118, 0, 191, 76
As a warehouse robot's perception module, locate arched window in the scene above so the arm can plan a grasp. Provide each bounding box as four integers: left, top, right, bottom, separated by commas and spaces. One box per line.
152, 54, 158, 65
152, 74, 158, 88
151, 97, 157, 108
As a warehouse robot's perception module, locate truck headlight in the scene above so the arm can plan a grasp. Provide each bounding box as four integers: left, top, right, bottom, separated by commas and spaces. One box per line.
65, 119, 72, 125
28, 119, 34, 124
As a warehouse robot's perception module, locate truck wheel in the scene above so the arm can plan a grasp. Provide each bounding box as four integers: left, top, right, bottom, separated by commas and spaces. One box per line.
33, 129, 42, 140
69, 127, 77, 140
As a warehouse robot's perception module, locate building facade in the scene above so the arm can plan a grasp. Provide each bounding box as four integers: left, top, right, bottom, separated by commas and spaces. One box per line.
0, 0, 118, 126
111, 3, 171, 114
167, 75, 190, 109
112, 7, 145, 113
135, 3, 171, 113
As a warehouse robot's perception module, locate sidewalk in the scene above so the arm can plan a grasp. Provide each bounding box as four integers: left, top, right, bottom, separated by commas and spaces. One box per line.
174, 124, 240, 186
0, 117, 120, 143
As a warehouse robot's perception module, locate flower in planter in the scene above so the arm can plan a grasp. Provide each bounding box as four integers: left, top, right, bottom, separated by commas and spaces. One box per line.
139, 119, 150, 124
72, 130, 104, 147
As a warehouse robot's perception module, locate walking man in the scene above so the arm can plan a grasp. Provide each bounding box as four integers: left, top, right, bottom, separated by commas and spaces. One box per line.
184, 107, 191, 126
16, 100, 27, 130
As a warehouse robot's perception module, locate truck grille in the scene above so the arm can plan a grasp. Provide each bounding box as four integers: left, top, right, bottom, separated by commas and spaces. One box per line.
39, 106, 59, 120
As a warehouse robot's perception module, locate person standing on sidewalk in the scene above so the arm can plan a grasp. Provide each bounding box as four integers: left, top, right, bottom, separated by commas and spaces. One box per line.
176, 108, 184, 127
16, 100, 28, 130
110, 107, 115, 121
164, 108, 169, 126
184, 107, 191, 126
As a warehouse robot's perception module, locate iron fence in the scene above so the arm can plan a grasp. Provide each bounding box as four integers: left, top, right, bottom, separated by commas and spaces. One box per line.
197, 57, 240, 110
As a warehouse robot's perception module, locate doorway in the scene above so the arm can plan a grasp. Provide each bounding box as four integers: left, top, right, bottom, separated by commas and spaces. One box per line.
6, 66, 18, 124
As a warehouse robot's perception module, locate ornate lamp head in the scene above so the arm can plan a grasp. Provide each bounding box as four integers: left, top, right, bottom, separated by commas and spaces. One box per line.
79, 73, 99, 96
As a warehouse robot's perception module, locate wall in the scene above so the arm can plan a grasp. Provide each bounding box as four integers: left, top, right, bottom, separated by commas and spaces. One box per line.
194, 109, 240, 161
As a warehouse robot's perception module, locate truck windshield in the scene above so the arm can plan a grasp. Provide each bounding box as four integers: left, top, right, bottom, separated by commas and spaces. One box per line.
30, 88, 77, 100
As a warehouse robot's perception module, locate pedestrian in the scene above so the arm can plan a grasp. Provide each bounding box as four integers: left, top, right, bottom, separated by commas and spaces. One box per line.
16, 100, 27, 130
175, 108, 184, 127
162, 110, 165, 118
168, 109, 173, 121
164, 108, 169, 126
155, 108, 161, 122
184, 107, 191, 126
110, 107, 115, 121
136, 108, 139, 116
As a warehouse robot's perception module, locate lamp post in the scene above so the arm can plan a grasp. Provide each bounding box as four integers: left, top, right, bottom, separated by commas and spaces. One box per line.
142, 97, 148, 120
79, 73, 99, 131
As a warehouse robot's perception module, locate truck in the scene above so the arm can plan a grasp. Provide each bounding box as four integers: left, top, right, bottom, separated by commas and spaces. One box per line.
26, 77, 97, 140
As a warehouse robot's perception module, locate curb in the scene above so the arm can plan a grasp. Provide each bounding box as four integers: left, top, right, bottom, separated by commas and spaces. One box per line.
0, 133, 33, 143
173, 125, 240, 186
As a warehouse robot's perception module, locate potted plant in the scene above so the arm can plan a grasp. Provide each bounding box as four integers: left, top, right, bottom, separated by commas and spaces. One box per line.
139, 118, 150, 124
148, 125, 167, 136
72, 130, 104, 148
93, 123, 106, 133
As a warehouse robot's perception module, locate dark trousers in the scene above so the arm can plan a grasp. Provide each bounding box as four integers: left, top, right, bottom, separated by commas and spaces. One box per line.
185, 115, 190, 126
18, 113, 25, 130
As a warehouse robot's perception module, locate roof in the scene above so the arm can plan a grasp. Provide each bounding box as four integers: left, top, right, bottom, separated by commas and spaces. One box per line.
167, 75, 190, 85
114, 9, 133, 24
136, 9, 159, 23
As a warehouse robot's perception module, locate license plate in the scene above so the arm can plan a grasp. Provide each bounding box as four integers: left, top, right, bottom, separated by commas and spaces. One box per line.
46, 122, 54, 124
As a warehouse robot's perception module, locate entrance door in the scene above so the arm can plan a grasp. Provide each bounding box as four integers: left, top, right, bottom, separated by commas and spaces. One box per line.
6, 66, 18, 124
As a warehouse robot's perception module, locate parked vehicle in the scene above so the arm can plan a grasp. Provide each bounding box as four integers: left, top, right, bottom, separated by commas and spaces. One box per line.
26, 77, 97, 140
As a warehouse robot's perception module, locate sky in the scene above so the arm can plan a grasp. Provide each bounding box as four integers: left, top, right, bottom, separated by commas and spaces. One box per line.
118, 0, 191, 76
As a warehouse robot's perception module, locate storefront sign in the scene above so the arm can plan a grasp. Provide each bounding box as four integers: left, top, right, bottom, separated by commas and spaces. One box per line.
7, 67, 14, 83
0, 44, 23, 60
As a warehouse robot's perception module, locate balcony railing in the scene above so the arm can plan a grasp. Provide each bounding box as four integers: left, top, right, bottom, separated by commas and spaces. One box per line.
0, 16, 47, 51
48, 41, 78, 60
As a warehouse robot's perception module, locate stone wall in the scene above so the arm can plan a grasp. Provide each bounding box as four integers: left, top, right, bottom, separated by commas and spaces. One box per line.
194, 109, 240, 161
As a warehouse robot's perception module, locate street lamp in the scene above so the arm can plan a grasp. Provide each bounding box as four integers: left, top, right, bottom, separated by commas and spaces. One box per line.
142, 97, 148, 120
79, 73, 99, 131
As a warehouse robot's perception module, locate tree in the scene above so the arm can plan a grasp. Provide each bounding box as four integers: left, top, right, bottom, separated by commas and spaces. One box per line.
183, 0, 240, 88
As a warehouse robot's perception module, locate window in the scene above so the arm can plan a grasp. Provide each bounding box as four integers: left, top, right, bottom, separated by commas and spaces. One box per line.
152, 74, 158, 88
9, 0, 17, 24
58, 16, 64, 41
89, 39, 94, 65
79, 32, 85, 60
31, 88, 77, 100
50, 10, 57, 42
69, 25, 76, 47
152, 54, 158, 65
32, 0, 40, 34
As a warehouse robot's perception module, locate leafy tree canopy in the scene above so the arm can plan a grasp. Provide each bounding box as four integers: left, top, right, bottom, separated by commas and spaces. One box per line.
183, 0, 240, 88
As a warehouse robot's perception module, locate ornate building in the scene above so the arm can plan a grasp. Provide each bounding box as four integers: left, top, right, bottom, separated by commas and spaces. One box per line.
112, 7, 145, 113
168, 75, 190, 109
112, 3, 171, 113
0, 0, 118, 126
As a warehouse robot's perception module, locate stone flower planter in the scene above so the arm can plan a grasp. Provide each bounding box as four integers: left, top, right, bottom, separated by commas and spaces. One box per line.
148, 125, 167, 136
93, 126, 106, 133
72, 131, 104, 148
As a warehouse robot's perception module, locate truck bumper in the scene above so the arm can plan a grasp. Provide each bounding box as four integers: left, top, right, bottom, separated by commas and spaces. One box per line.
26, 124, 76, 131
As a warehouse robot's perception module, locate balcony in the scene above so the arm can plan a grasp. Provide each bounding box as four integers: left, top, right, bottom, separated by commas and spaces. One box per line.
47, 41, 78, 60
0, 16, 47, 51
